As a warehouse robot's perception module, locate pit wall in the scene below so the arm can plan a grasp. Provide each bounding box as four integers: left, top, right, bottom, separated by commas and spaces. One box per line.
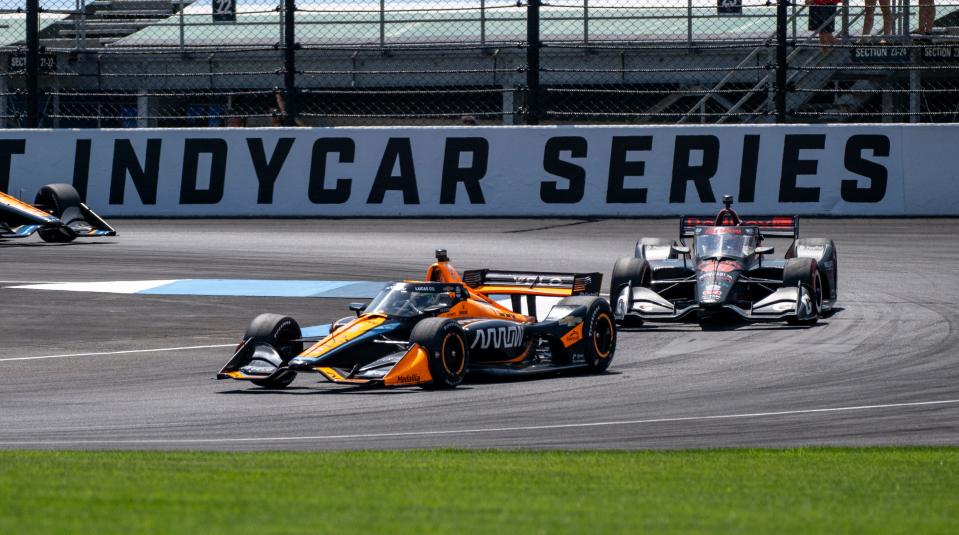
3, 124, 956, 216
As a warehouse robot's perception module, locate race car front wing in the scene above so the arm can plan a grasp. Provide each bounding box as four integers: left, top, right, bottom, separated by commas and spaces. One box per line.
614, 283, 816, 323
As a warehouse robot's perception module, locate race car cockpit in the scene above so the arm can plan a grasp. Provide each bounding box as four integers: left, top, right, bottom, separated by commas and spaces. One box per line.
694, 229, 758, 261
365, 282, 463, 318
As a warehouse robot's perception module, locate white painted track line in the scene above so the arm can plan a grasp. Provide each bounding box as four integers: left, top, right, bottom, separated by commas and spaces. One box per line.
2, 399, 957, 446
0, 280, 65, 284
0, 343, 234, 362
8, 280, 178, 293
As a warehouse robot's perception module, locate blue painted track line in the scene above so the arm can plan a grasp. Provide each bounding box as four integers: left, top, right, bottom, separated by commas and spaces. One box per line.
138, 279, 386, 298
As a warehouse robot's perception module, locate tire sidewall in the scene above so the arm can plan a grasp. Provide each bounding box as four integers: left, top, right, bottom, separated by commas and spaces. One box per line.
784, 259, 821, 324
35, 184, 81, 243
436, 323, 468, 387
412, 318, 468, 389
247, 315, 303, 362
582, 299, 616, 372
246, 315, 302, 389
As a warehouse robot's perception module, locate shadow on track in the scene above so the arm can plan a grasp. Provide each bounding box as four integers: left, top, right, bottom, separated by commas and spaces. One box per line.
466, 369, 622, 385
216, 368, 618, 394
0, 241, 116, 248
217, 385, 472, 396
617, 308, 841, 333
618, 323, 827, 333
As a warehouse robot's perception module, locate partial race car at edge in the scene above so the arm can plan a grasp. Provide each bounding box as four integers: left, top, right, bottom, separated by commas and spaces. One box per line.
0, 183, 116, 242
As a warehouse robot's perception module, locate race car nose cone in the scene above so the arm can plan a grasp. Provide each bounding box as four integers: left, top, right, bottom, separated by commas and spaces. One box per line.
699, 291, 723, 306
696, 260, 741, 307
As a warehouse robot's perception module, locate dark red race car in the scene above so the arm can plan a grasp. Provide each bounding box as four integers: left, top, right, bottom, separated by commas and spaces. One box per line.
610, 196, 837, 326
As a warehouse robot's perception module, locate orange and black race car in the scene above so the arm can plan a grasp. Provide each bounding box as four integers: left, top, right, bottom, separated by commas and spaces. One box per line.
0, 183, 115, 242
217, 250, 616, 389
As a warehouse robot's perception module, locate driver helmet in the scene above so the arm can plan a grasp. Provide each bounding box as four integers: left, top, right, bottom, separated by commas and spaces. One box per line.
722, 237, 741, 256
436, 292, 455, 307
411, 292, 439, 310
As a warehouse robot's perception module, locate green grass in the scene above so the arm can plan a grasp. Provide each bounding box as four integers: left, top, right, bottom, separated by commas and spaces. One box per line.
2, 448, 958, 534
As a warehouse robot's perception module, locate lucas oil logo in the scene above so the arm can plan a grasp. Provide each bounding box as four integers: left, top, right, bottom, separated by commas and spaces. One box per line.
471, 325, 525, 349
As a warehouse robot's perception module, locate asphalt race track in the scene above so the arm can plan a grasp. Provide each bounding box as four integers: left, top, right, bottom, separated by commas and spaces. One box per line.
1, 219, 958, 450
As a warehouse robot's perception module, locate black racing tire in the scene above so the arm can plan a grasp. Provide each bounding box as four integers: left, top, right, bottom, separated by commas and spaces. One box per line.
783, 258, 822, 326
245, 314, 303, 389
634, 237, 674, 260
410, 318, 468, 390
610, 257, 650, 326
791, 237, 838, 305
557, 296, 617, 373
34, 183, 82, 243
610, 257, 650, 301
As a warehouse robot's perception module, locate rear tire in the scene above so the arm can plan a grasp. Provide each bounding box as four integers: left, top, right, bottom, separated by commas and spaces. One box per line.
34, 183, 82, 243
246, 314, 303, 389
584, 298, 616, 373
410, 318, 468, 389
634, 237, 675, 260
556, 296, 616, 373
783, 258, 821, 326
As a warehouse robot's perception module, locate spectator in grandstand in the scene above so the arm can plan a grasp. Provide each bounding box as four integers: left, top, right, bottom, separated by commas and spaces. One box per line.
807, 0, 839, 53
918, 0, 936, 34
270, 107, 283, 127
863, 0, 893, 39
273, 92, 305, 126
226, 109, 247, 127
461, 115, 478, 126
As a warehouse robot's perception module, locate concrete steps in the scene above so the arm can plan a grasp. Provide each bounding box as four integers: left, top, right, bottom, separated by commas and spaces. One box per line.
47, 0, 192, 45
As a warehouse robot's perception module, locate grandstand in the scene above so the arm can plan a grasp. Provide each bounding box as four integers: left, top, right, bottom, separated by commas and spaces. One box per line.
1, 0, 957, 126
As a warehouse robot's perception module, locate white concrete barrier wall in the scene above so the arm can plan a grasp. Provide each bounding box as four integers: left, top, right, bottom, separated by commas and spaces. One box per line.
2, 124, 957, 216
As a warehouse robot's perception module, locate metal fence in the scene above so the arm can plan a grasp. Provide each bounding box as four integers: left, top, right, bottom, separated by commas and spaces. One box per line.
3, 0, 958, 127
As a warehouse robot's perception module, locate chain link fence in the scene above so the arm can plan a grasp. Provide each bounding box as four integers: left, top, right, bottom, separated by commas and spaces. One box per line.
3, 0, 958, 126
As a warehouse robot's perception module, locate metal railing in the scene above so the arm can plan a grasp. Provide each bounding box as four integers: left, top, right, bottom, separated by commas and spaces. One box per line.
3, 0, 957, 126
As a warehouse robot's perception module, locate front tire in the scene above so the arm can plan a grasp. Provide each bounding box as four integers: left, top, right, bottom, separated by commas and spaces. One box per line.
783, 258, 822, 326
410, 318, 468, 389
610, 257, 650, 326
34, 183, 82, 243
790, 237, 838, 309
245, 314, 303, 389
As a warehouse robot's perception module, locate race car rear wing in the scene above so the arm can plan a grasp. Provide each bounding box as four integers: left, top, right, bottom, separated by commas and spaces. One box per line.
679, 215, 799, 241
462, 269, 602, 296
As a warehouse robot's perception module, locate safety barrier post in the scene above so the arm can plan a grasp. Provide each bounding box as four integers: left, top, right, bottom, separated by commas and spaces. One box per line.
526, 0, 542, 124
481, 0, 487, 46
26, 0, 40, 127
841, 0, 850, 45
775, 0, 788, 123
283, 0, 298, 126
